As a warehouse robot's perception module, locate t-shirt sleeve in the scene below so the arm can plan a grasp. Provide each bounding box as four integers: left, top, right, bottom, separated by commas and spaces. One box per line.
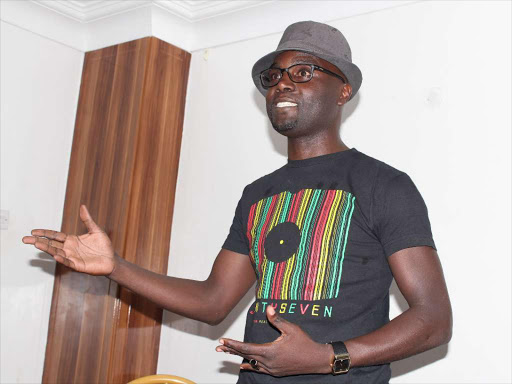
222, 192, 250, 256
372, 169, 436, 258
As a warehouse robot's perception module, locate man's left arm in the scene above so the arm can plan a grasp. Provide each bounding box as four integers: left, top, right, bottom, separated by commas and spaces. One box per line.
216, 245, 452, 376
344, 245, 452, 367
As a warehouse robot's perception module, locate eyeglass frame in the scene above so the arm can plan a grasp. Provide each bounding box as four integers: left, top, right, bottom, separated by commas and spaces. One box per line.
259, 63, 347, 89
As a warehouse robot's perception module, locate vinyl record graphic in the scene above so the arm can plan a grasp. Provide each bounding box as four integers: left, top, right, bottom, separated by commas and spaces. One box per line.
248, 188, 356, 301
264, 222, 301, 263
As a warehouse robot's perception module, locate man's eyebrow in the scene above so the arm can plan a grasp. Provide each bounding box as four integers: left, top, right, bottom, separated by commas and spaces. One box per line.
270, 60, 317, 68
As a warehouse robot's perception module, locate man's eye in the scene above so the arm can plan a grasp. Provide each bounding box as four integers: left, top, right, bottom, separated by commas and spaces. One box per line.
297, 69, 311, 77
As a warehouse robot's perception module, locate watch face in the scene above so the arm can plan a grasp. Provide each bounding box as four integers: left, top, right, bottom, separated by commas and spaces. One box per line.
333, 358, 350, 373
340, 358, 350, 372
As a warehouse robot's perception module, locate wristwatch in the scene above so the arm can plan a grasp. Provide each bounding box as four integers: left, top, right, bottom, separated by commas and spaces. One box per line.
328, 341, 351, 374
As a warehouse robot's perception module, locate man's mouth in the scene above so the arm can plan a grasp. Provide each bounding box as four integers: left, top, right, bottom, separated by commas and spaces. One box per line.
276, 102, 298, 108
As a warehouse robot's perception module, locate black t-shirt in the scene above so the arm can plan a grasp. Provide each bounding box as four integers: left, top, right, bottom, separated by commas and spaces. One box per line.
222, 148, 436, 384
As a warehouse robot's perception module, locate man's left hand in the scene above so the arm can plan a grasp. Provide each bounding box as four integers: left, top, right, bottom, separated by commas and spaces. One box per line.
216, 306, 333, 377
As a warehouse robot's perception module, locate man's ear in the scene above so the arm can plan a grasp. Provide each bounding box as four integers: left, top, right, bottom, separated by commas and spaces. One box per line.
337, 83, 352, 106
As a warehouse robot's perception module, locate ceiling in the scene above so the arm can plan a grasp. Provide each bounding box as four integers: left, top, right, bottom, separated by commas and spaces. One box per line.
2, 0, 416, 52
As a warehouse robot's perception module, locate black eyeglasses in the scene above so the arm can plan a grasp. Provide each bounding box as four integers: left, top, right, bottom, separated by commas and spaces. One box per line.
260, 63, 346, 88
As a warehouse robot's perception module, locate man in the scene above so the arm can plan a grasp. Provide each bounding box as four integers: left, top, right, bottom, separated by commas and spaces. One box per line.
23, 21, 452, 383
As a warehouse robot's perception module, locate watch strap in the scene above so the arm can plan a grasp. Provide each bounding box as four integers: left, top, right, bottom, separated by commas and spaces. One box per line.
331, 341, 349, 356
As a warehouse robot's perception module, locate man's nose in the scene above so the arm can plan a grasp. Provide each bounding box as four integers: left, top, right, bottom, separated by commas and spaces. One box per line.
277, 71, 295, 92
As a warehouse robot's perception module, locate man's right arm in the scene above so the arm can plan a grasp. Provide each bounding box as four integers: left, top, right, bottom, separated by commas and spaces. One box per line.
22, 205, 256, 326
109, 248, 255, 325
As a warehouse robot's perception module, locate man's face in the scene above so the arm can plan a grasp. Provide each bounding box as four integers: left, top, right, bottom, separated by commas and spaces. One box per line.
265, 51, 351, 138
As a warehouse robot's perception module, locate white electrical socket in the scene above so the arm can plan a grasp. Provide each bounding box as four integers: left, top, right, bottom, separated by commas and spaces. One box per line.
1, 210, 9, 230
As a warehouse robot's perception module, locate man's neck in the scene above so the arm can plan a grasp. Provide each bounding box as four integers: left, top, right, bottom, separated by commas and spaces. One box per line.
287, 134, 349, 161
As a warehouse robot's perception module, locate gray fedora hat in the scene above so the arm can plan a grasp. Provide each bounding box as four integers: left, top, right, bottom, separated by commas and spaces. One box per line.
252, 20, 362, 100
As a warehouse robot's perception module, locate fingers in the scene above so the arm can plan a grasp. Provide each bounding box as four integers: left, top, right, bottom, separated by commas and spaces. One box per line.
218, 338, 267, 358
22, 228, 80, 271
53, 252, 77, 269
34, 229, 67, 242
24, 229, 67, 242
216, 345, 248, 359
24, 236, 64, 248
79, 205, 100, 233
216, 342, 269, 369
33, 239, 63, 256
240, 362, 271, 375
23, 235, 64, 249
32, 240, 78, 269
216, 344, 271, 373
22, 236, 37, 245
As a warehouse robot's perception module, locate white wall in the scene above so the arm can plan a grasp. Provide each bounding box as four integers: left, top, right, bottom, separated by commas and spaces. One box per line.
2, 1, 510, 383
159, 1, 511, 383
0, 22, 84, 383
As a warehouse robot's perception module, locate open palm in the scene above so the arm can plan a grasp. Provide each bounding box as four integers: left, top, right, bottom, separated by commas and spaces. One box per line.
22, 205, 115, 276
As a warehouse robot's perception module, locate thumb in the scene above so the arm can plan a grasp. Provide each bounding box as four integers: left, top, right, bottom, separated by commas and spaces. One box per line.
80, 205, 101, 233
266, 305, 295, 335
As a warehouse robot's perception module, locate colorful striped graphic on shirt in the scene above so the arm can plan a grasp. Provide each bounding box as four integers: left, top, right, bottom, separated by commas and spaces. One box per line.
247, 189, 356, 301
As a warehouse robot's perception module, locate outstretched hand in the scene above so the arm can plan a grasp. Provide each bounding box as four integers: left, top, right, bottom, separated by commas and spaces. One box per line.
22, 205, 116, 276
216, 306, 333, 377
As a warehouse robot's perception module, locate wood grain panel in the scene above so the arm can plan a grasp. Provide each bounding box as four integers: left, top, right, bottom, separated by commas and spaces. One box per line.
109, 37, 190, 383
43, 37, 190, 383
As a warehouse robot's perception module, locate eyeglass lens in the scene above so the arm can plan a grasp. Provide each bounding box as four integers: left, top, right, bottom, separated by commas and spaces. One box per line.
261, 64, 314, 87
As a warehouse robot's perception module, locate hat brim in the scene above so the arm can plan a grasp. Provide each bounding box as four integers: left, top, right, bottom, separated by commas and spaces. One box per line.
251, 48, 362, 101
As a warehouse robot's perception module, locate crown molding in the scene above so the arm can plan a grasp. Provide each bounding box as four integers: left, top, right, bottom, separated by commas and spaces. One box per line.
153, 0, 274, 23
1, 0, 418, 53
32, 1, 149, 23
29, 0, 274, 23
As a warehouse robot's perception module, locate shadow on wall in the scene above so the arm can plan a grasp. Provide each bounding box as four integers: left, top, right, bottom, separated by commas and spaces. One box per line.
29, 252, 57, 275
161, 284, 256, 376
250, 88, 361, 158
389, 280, 450, 378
